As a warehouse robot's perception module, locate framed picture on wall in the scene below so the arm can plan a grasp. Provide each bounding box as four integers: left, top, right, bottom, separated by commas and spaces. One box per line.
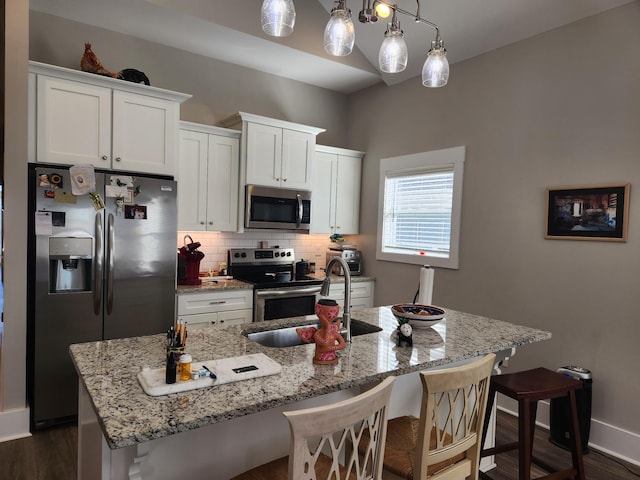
545, 183, 630, 241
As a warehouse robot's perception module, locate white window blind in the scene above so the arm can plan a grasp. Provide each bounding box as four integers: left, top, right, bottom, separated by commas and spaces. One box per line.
376, 146, 465, 269
383, 167, 454, 256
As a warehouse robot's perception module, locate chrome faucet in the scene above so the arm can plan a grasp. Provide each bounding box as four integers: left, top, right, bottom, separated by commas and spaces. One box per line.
321, 256, 352, 343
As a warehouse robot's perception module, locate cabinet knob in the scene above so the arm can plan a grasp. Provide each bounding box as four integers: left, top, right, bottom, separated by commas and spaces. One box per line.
115, 157, 122, 162
283, 178, 287, 182
275, 177, 280, 181
208, 221, 213, 225
200, 221, 205, 225
101, 155, 108, 161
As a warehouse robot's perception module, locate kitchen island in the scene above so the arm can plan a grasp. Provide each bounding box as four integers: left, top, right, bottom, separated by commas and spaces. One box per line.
71, 305, 550, 480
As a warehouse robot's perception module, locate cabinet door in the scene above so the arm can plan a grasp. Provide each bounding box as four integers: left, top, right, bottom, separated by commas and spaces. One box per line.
281, 129, 314, 190
246, 123, 282, 187
178, 130, 209, 231
327, 281, 374, 310
36, 76, 111, 167
177, 312, 218, 330
310, 151, 337, 234
217, 309, 253, 327
206, 135, 239, 232
112, 91, 178, 175
334, 154, 362, 234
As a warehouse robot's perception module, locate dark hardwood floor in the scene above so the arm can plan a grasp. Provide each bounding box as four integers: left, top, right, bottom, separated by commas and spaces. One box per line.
483, 410, 640, 480
0, 410, 638, 479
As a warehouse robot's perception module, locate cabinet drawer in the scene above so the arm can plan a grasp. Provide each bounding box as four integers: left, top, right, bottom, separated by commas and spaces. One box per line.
177, 312, 218, 329
177, 289, 252, 315
177, 309, 252, 329
326, 281, 374, 310
328, 281, 373, 299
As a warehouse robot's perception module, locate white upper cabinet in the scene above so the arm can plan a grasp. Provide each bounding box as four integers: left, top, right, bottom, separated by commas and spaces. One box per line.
311, 145, 364, 235
178, 122, 240, 232
30, 61, 190, 176
36, 76, 112, 167
222, 112, 325, 191
245, 123, 316, 189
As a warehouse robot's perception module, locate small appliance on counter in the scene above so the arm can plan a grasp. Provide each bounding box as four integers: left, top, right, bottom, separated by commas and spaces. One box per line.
326, 247, 362, 276
177, 235, 205, 285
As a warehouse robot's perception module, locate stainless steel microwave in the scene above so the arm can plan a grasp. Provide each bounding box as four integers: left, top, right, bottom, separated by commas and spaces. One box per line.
245, 185, 311, 232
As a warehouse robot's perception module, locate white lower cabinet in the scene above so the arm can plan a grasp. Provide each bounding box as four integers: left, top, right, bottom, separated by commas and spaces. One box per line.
177, 289, 253, 329
323, 280, 374, 310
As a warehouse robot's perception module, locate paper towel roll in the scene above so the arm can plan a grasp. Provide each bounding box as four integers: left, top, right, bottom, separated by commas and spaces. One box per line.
417, 266, 434, 305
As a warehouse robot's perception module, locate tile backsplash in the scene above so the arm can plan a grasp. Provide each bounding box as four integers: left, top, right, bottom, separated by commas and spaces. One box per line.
177, 231, 341, 274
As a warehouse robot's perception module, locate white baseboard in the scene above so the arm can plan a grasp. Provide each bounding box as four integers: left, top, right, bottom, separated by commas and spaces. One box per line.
498, 401, 640, 467
0, 407, 30, 443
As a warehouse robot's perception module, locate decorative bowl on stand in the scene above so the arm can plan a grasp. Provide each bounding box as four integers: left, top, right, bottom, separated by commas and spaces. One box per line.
390, 304, 446, 328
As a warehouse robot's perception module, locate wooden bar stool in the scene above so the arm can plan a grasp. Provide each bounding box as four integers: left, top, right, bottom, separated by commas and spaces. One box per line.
480, 367, 585, 480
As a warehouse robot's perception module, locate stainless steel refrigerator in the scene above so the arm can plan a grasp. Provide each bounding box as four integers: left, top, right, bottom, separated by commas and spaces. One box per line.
27, 165, 177, 428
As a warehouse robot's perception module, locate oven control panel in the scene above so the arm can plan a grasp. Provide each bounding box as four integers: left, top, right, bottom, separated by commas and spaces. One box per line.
229, 248, 295, 265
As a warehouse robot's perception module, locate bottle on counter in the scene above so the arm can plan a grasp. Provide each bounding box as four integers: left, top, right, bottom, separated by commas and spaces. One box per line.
165, 352, 177, 384
179, 353, 192, 381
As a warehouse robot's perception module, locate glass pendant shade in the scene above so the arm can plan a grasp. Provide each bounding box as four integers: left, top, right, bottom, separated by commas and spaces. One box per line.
261, 0, 296, 37
379, 27, 407, 73
324, 8, 355, 56
422, 45, 449, 87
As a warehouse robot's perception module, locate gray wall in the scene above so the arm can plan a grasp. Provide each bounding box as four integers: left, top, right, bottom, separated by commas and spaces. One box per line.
349, 3, 640, 435
29, 11, 350, 147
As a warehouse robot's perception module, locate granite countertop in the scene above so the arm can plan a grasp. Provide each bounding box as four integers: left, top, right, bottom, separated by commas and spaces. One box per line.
69, 306, 550, 450
176, 273, 375, 294
176, 278, 252, 293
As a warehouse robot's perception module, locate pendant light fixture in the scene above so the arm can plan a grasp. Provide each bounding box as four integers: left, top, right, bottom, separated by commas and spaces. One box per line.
378, 9, 407, 73
422, 35, 449, 87
260, 0, 448, 87
261, 0, 296, 37
324, 0, 355, 56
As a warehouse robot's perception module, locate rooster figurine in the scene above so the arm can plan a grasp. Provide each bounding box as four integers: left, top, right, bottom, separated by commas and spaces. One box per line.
81, 43, 150, 86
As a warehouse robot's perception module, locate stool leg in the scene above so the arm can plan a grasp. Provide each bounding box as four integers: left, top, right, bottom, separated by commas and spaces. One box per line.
567, 390, 586, 480
519, 398, 535, 480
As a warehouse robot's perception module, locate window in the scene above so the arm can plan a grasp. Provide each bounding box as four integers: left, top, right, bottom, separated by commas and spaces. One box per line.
377, 146, 465, 269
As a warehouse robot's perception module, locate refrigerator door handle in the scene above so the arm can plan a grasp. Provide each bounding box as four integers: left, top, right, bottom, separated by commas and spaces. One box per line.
94, 212, 104, 315
106, 213, 115, 315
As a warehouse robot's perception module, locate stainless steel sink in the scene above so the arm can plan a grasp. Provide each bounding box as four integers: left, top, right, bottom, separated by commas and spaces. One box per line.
246, 319, 382, 348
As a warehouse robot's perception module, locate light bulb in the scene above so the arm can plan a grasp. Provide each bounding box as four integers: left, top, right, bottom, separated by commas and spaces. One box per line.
379, 26, 407, 73
261, 0, 296, 37
324, 6, 355, 56
375, 3, 392, 18
422, 44, 449, 87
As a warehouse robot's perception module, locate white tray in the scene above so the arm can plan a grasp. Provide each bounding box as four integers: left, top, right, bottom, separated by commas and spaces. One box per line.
137, 353, 282, 396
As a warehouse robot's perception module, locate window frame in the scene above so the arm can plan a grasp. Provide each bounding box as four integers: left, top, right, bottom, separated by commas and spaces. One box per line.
376, 146, 465, 269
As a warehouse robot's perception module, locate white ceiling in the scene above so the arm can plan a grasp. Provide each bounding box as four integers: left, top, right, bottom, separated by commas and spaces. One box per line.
30, 0, 635, 94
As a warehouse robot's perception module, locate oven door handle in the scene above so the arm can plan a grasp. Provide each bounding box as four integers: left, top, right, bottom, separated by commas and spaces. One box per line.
255, 286, 321, 298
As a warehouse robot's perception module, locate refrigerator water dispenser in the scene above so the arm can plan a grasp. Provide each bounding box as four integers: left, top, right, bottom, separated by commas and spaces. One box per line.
49, 237, 93, 293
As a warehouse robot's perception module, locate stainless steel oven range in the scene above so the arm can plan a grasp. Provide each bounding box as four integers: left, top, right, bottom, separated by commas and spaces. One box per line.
228, 248, 323, 322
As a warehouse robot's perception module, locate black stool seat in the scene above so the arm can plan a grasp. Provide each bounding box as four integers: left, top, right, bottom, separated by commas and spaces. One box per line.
481, 367, 585, 480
